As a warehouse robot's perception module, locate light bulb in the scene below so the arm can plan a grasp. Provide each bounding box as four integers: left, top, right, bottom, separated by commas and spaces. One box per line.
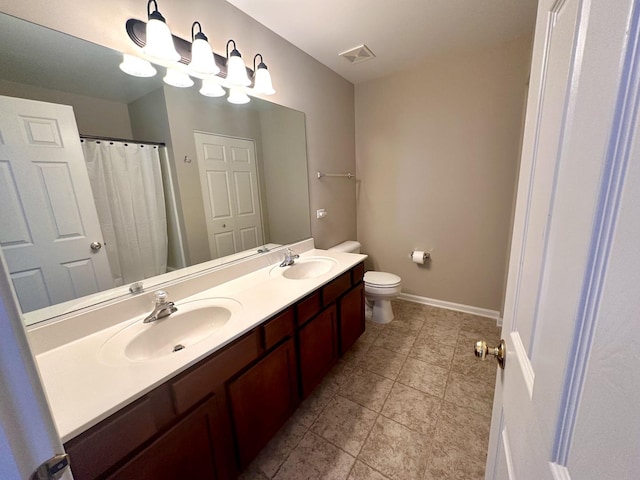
189, 37, 219, 75
227, 87, 250, 104
200, 79, 225, 97
253, 66, 275, 95
143, 3, 180, 62
163, 67, 194, 88
225, 52, 251, 87
119, 54, 157, 78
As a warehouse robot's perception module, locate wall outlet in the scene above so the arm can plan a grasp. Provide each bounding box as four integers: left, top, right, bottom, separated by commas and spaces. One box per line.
316, 209, 327, 219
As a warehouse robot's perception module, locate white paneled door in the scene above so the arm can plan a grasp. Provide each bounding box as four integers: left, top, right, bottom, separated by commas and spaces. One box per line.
485, 0, 640, 478
194, 132, 263, 259
0, 96, 112, 313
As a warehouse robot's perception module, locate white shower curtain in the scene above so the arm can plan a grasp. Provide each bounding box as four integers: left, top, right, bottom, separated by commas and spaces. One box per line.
82, 140, 168, 287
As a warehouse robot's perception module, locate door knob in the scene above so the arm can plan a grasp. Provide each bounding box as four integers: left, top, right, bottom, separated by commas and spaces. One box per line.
474, 339, 506, 369
90, 241, 102, 252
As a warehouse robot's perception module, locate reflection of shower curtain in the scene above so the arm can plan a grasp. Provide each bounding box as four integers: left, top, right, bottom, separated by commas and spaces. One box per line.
82, 140, 168, 286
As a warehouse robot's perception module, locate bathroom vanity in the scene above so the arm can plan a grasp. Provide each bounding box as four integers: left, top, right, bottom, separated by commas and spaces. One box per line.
30, 243, 365, 480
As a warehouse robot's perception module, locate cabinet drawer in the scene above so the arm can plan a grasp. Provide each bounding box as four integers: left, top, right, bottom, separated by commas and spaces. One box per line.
351, 262, 365, 285
296, 291, 322, 326
171, 330, 260, 415
323, 272, 351, 306
263, 308, 295, 351
65, 396, 158, 480
106, 397, 220, 480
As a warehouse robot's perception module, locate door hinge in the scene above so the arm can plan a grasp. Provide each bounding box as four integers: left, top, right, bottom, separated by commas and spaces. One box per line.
30, 453, 70, 480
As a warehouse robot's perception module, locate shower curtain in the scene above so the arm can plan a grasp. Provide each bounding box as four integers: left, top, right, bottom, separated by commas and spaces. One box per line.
82, 140, 168, 287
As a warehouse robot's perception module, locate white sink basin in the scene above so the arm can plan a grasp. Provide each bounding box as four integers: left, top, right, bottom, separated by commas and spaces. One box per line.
271, 257, 338, 280
99, 298, 241, 364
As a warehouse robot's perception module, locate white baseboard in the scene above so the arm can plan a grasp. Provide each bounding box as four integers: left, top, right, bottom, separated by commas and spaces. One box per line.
397, 293, 502, 324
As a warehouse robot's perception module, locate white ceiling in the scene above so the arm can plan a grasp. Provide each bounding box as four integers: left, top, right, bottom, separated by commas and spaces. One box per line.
226, 0, 538, 84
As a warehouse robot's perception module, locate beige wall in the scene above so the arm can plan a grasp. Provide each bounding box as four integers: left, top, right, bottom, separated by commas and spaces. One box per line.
356, 36, 532, 312
0, 0, 356, 249
0, 79, 133, 138
259, 108, 311, 244
163, 86, 266, 264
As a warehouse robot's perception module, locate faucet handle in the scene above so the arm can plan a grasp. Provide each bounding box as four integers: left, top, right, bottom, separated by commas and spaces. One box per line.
153, 290, 168, 304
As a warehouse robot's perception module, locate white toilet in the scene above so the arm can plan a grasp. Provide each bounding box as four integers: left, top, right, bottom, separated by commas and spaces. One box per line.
328, 241, 402, 324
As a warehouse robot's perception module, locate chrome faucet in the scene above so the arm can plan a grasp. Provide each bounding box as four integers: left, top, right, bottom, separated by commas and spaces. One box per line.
280, 248, 300, 267
143, 290, 177, 323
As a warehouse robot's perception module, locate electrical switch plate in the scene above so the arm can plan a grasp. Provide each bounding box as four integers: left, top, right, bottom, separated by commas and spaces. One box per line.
316, 209, 327, 219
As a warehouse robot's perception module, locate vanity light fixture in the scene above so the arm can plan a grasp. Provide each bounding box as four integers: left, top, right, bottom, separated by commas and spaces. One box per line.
188, 22, 220, 75
142, 0, 180, 63
123, 3, 278, 103
252, 54, 276, 95
225, 40, 251, 87
119, 53, 157, 77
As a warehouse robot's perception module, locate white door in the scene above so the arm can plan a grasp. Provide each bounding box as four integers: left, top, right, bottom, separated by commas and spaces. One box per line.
193, 132, 263, 259
485, 0, 640, 478
0, 96, 113, 313
0, 253, 71, 479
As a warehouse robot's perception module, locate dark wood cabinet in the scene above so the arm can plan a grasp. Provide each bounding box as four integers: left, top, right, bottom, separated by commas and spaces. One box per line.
64, 262, 365, 480
339, 282, 365, 355
228, 338, 298, 468
106, 397, 221, 480
298, 304, 338, 398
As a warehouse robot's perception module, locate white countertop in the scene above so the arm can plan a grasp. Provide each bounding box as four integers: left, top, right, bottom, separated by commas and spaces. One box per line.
31, 246, 366, 443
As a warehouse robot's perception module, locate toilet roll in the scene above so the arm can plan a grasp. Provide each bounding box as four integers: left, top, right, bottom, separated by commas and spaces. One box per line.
412, 250, 427, 264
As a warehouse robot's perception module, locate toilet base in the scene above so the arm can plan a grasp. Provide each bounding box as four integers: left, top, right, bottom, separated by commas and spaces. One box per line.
366, 298, 394, 324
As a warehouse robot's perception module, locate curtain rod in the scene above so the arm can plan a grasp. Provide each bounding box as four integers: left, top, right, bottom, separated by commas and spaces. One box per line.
80, 134, 166, 147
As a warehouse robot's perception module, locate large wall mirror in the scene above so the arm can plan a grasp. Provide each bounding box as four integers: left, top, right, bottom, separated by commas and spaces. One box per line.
0, 13, 311, 326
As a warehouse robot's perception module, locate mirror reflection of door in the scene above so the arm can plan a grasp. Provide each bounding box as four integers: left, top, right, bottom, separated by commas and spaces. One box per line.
194, 132, 263, 259
0, 95, 113, 312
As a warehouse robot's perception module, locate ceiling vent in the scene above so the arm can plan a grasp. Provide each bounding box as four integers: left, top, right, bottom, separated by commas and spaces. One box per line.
339, 44, 375, 64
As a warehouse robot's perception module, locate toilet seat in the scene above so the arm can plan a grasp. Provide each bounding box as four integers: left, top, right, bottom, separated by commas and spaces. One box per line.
364, 271, 401, 288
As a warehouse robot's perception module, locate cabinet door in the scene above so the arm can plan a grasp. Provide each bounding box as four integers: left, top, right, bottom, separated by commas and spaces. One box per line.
106, 397, 221, 480
298, 304, 338, 398
228, 338, 299, 469
339, 283, 365, 355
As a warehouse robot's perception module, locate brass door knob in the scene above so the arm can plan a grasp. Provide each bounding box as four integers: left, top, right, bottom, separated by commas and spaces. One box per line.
474, 339, 506, 369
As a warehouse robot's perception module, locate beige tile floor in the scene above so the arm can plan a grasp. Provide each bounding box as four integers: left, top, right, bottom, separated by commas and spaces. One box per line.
240, 299, 502, 480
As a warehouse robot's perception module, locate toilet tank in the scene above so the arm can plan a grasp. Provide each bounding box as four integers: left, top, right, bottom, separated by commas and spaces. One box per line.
328, 240, 361, 254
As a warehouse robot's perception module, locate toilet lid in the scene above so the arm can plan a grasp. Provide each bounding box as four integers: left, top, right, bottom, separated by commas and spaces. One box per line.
364, 271, 401, 287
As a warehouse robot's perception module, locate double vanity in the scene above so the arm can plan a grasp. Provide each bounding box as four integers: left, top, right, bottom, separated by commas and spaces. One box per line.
28, 240, 366, 479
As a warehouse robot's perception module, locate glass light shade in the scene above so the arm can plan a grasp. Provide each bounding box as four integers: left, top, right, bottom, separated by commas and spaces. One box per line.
163, 67, 194, 88
253, 67, 275, 95
227, 87, 250, 104
226, 54, 251, 87
199, 79, 225, 97
189, 37, 220, 75
119, 54, 157, 77
144, 17, 180, 62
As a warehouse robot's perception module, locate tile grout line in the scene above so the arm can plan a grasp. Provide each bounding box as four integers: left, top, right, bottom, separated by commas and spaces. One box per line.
255, 301, 498, 480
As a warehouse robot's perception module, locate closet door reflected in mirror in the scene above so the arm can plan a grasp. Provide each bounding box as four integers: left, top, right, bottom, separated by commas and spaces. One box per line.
194, 133, 263, 259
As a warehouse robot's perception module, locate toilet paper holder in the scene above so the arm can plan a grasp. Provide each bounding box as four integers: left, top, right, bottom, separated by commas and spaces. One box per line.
410, 250, 431, 262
